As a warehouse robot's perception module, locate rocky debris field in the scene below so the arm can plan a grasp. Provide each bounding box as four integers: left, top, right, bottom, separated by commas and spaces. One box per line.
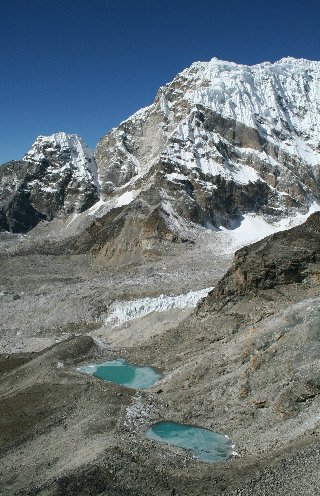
0, 214, 319, 495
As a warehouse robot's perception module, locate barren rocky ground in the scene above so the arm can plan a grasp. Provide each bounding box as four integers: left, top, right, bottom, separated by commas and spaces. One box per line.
0, 215, 319, 495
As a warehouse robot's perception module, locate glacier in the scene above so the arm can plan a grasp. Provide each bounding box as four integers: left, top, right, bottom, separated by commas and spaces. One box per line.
105, 287, 214, 327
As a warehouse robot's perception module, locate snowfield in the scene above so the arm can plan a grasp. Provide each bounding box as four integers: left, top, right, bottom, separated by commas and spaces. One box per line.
219, 201, 320, 252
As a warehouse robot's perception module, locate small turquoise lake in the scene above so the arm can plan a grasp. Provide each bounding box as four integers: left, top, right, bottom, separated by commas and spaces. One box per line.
77, 359, 162, 389
145, 421, 232, 462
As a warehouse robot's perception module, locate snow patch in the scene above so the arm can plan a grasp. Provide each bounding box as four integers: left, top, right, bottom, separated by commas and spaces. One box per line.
219, 202, 320, 252
64, 212, 80, 230
166, 172, 189, 182
89, 189, 138, 215
220, 215, 275, 246
41, 186, 57, 193
88, 199, 107, 216
115, 191, 135, 207
231, 164, 261, 185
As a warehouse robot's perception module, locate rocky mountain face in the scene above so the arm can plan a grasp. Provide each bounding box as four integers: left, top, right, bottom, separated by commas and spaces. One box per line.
1, 58, 320, 247
0, 133, 99, 232
95, 57, 320, 232
74, 57, 320, 259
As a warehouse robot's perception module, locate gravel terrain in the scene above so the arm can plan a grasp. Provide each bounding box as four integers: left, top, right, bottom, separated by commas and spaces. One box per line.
0, 217, 319, 495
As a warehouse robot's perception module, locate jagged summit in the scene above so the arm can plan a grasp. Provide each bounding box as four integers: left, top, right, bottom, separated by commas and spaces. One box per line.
156, 56, 320, 161
24, 132, 99, 184
0, 132, 99, 232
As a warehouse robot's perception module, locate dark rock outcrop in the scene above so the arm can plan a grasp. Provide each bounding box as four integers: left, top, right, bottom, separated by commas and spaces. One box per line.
198, 211, 320, 314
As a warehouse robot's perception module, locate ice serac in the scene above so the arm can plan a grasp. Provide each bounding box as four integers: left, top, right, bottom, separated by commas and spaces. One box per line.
0, 132, 99, 232
95, 57, 320, 233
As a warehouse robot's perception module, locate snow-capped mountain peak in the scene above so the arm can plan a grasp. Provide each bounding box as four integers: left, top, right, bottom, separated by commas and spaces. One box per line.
164, 57, 320, 157
94, 57, 320, 234
0, 132, 99, 232
1, 57, 320, 239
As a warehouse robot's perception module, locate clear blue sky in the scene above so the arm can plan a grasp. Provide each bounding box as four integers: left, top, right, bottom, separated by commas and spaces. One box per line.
1, 0, 319, 164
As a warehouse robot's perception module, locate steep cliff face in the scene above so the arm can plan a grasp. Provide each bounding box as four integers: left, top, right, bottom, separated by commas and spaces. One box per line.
95, 57, 320, 229
0, 133, 99, 232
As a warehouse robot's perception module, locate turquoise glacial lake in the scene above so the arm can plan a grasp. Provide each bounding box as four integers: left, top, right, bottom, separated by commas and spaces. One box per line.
145, 421, 232, 462
77, 359, 162, 389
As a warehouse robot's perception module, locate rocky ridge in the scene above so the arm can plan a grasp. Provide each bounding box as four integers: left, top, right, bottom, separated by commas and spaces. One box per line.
198, 210, 320, 314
